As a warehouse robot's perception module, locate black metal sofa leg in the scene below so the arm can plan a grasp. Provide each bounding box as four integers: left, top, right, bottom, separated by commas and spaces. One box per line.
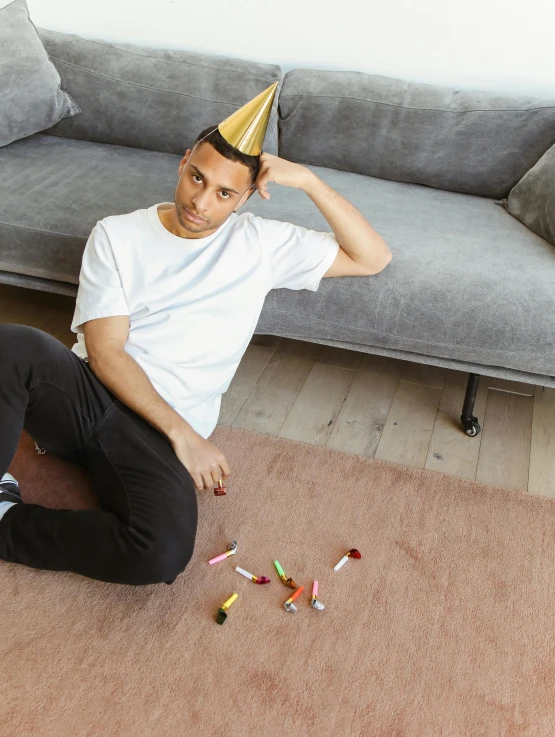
460, 373, 482, 437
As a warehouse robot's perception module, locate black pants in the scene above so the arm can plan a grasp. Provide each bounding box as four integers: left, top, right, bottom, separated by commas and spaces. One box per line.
0, 324, 198, 586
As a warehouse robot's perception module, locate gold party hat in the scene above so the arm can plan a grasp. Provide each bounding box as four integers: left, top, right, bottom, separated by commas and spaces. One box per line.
218, 81, 278, 157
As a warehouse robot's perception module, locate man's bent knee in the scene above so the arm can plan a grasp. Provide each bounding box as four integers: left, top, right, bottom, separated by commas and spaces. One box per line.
125, 529, 196, 586
0, 324, 58, 371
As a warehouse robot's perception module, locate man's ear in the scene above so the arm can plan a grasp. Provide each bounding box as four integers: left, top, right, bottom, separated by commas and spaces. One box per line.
233, 186, 256, 212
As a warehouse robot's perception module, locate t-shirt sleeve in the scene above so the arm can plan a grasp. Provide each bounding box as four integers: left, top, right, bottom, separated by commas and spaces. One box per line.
70, 223, 130, 334
253, 215, 340, 291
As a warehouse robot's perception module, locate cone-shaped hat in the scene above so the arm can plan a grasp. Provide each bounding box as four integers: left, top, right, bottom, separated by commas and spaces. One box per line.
218, 81, 278, 157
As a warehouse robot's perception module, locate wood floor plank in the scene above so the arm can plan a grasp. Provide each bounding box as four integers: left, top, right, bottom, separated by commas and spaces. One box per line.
218, 344, 276, 426
399, 360, 447, 389
231, 384, 299, 436
374, 381, 442, 468
489, 376, 535, 396
475, 389, 533, 491
0, 287, 74, 338
29, 306, 73, 339
256, 337, 322, 393
278, 362, 355, 445
249, 334, 282, 349
326, 354, 402, 457
0, 284, 72, 316
316, 344, 362, 371
0, 295, 42, 325
57, 327, 77, 350
425, 370, 489, 481
528, 385, 555, 498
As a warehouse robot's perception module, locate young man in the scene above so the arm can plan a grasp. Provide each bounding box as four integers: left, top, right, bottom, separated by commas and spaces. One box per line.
0, 85, 392, 586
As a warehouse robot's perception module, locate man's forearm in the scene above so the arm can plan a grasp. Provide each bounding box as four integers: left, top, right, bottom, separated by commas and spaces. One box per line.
88, 348, 197, 443
300, 169, 392, 271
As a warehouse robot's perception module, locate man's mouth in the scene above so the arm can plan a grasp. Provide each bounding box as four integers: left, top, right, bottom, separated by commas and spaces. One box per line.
184, 208, 206, 224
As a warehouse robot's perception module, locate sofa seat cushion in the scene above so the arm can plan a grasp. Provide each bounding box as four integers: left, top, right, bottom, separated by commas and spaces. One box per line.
249, 167, 555, 379
1, 134, 553, 379
0, 133, 185, 283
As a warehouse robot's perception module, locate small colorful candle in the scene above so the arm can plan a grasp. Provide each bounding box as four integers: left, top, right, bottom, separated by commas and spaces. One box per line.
214, 475, 227, 496
235, 566, 271, 585
333, 548, 361, 571
311, 580, 325, 611
273, 560, 297, 589
216, 593, 238, 624
208, 540, 238, 565
284, 586, 305, 613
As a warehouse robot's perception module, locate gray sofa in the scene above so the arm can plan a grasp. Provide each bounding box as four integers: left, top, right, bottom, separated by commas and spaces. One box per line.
2, 18, 555, 437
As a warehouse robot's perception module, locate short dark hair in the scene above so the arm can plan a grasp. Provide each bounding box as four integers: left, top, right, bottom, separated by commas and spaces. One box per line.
193, 124, 261, 185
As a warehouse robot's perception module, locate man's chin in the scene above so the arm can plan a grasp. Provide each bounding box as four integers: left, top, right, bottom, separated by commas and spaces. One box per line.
181, 219, 205, 231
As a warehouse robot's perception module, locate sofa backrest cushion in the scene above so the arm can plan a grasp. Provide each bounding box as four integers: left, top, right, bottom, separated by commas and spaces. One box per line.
36, 28, 281, 156
278, 69, 555, 199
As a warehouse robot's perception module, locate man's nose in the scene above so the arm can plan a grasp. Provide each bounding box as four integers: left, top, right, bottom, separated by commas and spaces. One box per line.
191, 190, 212, 213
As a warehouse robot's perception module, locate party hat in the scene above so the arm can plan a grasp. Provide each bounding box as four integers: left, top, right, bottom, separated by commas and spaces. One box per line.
218, 81, 278, 157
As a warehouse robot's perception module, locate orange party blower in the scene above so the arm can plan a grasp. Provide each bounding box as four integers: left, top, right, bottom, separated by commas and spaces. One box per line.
284, 586, 305, 613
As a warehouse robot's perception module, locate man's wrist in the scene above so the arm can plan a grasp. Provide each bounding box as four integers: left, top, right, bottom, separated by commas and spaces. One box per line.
167, 419, 198, 444
299, 167, 319, 193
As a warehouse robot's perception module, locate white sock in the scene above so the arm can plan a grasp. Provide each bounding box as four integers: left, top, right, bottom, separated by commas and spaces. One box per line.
0, 501, 17, 522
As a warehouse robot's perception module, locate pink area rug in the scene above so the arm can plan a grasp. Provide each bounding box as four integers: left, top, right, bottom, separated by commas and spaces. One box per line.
3, 426, 555, 736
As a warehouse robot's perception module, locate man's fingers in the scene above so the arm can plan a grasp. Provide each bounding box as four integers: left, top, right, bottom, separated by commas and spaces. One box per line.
203, 472, 215, 491
220, 457, 232, 479
191, 456, 232, 492
256, 167, 270, 193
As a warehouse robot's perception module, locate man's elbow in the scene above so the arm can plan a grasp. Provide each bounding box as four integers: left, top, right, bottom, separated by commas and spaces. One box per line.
368, 250, 393, 276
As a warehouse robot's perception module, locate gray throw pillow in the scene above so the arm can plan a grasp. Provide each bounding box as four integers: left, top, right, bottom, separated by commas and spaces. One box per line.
0, 0, 81, 148
500, 143, 555, 248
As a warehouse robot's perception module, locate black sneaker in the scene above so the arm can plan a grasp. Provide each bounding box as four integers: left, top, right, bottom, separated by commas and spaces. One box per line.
0, 473, 22, 504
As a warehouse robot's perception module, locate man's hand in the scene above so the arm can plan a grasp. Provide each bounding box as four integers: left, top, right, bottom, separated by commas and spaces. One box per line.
170, 428, 232, 493
255, 153, 392, 273
254, 152, 311, 200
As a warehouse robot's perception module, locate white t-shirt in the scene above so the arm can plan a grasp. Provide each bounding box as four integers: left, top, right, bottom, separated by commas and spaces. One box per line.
70, 202, 340, 439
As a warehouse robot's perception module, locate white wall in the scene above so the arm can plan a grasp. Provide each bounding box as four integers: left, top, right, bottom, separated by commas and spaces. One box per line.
15, 0, 555, 97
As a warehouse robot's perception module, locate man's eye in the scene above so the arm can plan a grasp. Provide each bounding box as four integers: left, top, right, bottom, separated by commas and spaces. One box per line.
192, 175, 229, 198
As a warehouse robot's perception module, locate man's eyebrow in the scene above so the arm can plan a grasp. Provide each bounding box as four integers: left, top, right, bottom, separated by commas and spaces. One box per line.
190, 165, 241, 195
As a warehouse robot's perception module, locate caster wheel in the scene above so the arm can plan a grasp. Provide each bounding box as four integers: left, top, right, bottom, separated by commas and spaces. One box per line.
465, 423, 481, 437
461, 415, 481, 437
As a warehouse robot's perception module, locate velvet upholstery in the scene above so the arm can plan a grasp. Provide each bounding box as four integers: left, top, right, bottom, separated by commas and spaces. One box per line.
36, 27, 280, 156
0, 0, 80, 148
278, 69, 555, 199
500, 143, 555, 248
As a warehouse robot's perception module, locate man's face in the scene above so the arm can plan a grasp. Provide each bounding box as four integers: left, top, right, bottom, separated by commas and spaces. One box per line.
173, 142, 256, 237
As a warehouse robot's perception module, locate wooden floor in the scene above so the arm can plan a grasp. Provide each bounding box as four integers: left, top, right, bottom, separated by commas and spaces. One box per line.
2, 283, 554, 498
